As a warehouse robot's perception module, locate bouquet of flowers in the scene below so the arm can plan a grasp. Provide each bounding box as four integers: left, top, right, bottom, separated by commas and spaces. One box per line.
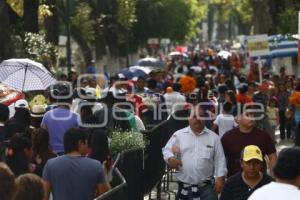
109, 130, 145, 157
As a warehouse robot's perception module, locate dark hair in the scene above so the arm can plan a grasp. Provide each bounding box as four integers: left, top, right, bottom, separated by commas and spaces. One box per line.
218, 84, 228, 94
79, 103, 94, 124
32, 128, 52, 162
4, 121, 27, 140
5, 135, 32, 176
225, 90, 237, 105
31, 117, 43, 129
225, 79, 235, 91
238, 83, 248, 94
0, 104, 9, 122
0, 162, 15, 200
147, 79, 157, 90
51, 83, 73, 103
173, 83, 182, 92
269, 97, 278, 107
14, 173, 44, 200
223, 102, 232, 113
295, 83, 300, 91
64, 128, 87, 153
273, 147, 300, 180
13, 108, 31, 127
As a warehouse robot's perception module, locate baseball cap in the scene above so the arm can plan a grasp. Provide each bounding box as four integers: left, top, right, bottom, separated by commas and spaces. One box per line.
14, 99, 29, 109
241, 145, 263, 162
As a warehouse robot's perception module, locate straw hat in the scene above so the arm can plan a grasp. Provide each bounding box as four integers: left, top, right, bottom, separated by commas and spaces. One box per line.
30, 105, 46, 118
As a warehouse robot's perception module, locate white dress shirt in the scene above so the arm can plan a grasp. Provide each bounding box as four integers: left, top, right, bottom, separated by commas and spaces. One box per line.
162, 126, 227, 184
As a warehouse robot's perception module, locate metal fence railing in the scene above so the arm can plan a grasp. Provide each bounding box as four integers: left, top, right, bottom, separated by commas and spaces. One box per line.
95, 168, 127, 200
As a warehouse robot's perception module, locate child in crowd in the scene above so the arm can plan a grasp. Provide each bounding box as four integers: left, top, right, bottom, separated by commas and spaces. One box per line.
212, 102, 237, 138
266, 97, 279, 143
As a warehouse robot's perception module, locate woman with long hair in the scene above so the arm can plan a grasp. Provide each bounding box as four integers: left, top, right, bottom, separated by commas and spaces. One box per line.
225, 90, 238, 116
5, 135, 33, 176
32, 128, 56, 177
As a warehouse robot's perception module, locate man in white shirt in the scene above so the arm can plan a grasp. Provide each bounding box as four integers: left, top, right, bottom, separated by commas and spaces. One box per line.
248, 147, 300, 200
162, 105, 227, 200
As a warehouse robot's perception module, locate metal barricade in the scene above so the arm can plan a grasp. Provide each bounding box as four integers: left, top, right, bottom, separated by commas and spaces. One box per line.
95, 168, 127, 200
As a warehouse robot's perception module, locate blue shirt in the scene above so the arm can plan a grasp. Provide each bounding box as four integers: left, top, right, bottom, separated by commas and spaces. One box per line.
41, 107, 79, 153
43, 155, 105, 200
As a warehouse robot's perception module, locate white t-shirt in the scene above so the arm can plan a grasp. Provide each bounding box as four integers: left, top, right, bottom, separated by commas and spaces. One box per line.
248, 182, 300, 200
213, 113, 237, 138
163, 91, 186, 115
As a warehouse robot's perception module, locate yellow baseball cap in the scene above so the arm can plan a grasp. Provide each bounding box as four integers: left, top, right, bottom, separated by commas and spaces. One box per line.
242, 145, 263, 162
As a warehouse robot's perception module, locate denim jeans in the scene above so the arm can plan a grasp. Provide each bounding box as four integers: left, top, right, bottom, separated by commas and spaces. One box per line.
176, 182, 218, 200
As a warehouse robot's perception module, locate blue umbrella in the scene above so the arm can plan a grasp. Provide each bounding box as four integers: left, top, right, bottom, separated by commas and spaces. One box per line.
118, 69, 134, 79
131, 69, 147, 77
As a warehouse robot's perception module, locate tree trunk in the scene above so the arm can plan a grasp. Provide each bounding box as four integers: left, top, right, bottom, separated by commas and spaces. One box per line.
44, 0, 59, 45
89, 0, 120, 59
268, 0, 286, 34
0, 1, 13, 60
56, 2, 92, 67
70, 25, 93, 67
23, 0, 39, 33
251, 0, 272, 34
238, 22, 251, 35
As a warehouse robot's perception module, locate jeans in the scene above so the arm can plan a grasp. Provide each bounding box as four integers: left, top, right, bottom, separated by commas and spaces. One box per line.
176, 182, 218, 200
279, 110, 292, 139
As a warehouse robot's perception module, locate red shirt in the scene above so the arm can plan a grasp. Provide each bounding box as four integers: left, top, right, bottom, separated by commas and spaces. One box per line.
221, 127, 276, 177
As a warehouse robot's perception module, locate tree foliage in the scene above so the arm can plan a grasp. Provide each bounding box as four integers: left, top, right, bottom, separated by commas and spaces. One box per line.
117, 0, 137, 31
4, 0, 300, 67
24, 32, 58, 65
70, 2, 95, 43
24, 32, 58, 66
277, 5, 300, 35
134, 0, 205, 44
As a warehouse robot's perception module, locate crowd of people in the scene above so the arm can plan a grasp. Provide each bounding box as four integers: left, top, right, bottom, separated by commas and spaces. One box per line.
0, 48, 300, 200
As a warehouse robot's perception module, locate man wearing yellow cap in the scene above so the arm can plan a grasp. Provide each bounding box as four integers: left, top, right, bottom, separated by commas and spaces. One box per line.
220, 145, 273, 200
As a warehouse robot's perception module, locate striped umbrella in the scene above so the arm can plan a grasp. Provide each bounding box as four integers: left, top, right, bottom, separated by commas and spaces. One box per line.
0, 58, 57, 92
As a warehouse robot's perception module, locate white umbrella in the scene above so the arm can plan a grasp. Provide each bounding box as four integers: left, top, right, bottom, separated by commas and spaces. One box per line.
217, 50, 232, 59
137, 57, 164, 67
129, 66, 154, 74
168, 51, 188, 57
0, 58, 57, 92
190, 66, 203, 73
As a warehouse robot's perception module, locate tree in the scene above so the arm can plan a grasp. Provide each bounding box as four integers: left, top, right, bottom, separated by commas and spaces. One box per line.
0, 1, 13, 60
44, 0, 59, 44
23, 0, 39, 33
277, 6, 300, 35
133, 0, 205, 45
